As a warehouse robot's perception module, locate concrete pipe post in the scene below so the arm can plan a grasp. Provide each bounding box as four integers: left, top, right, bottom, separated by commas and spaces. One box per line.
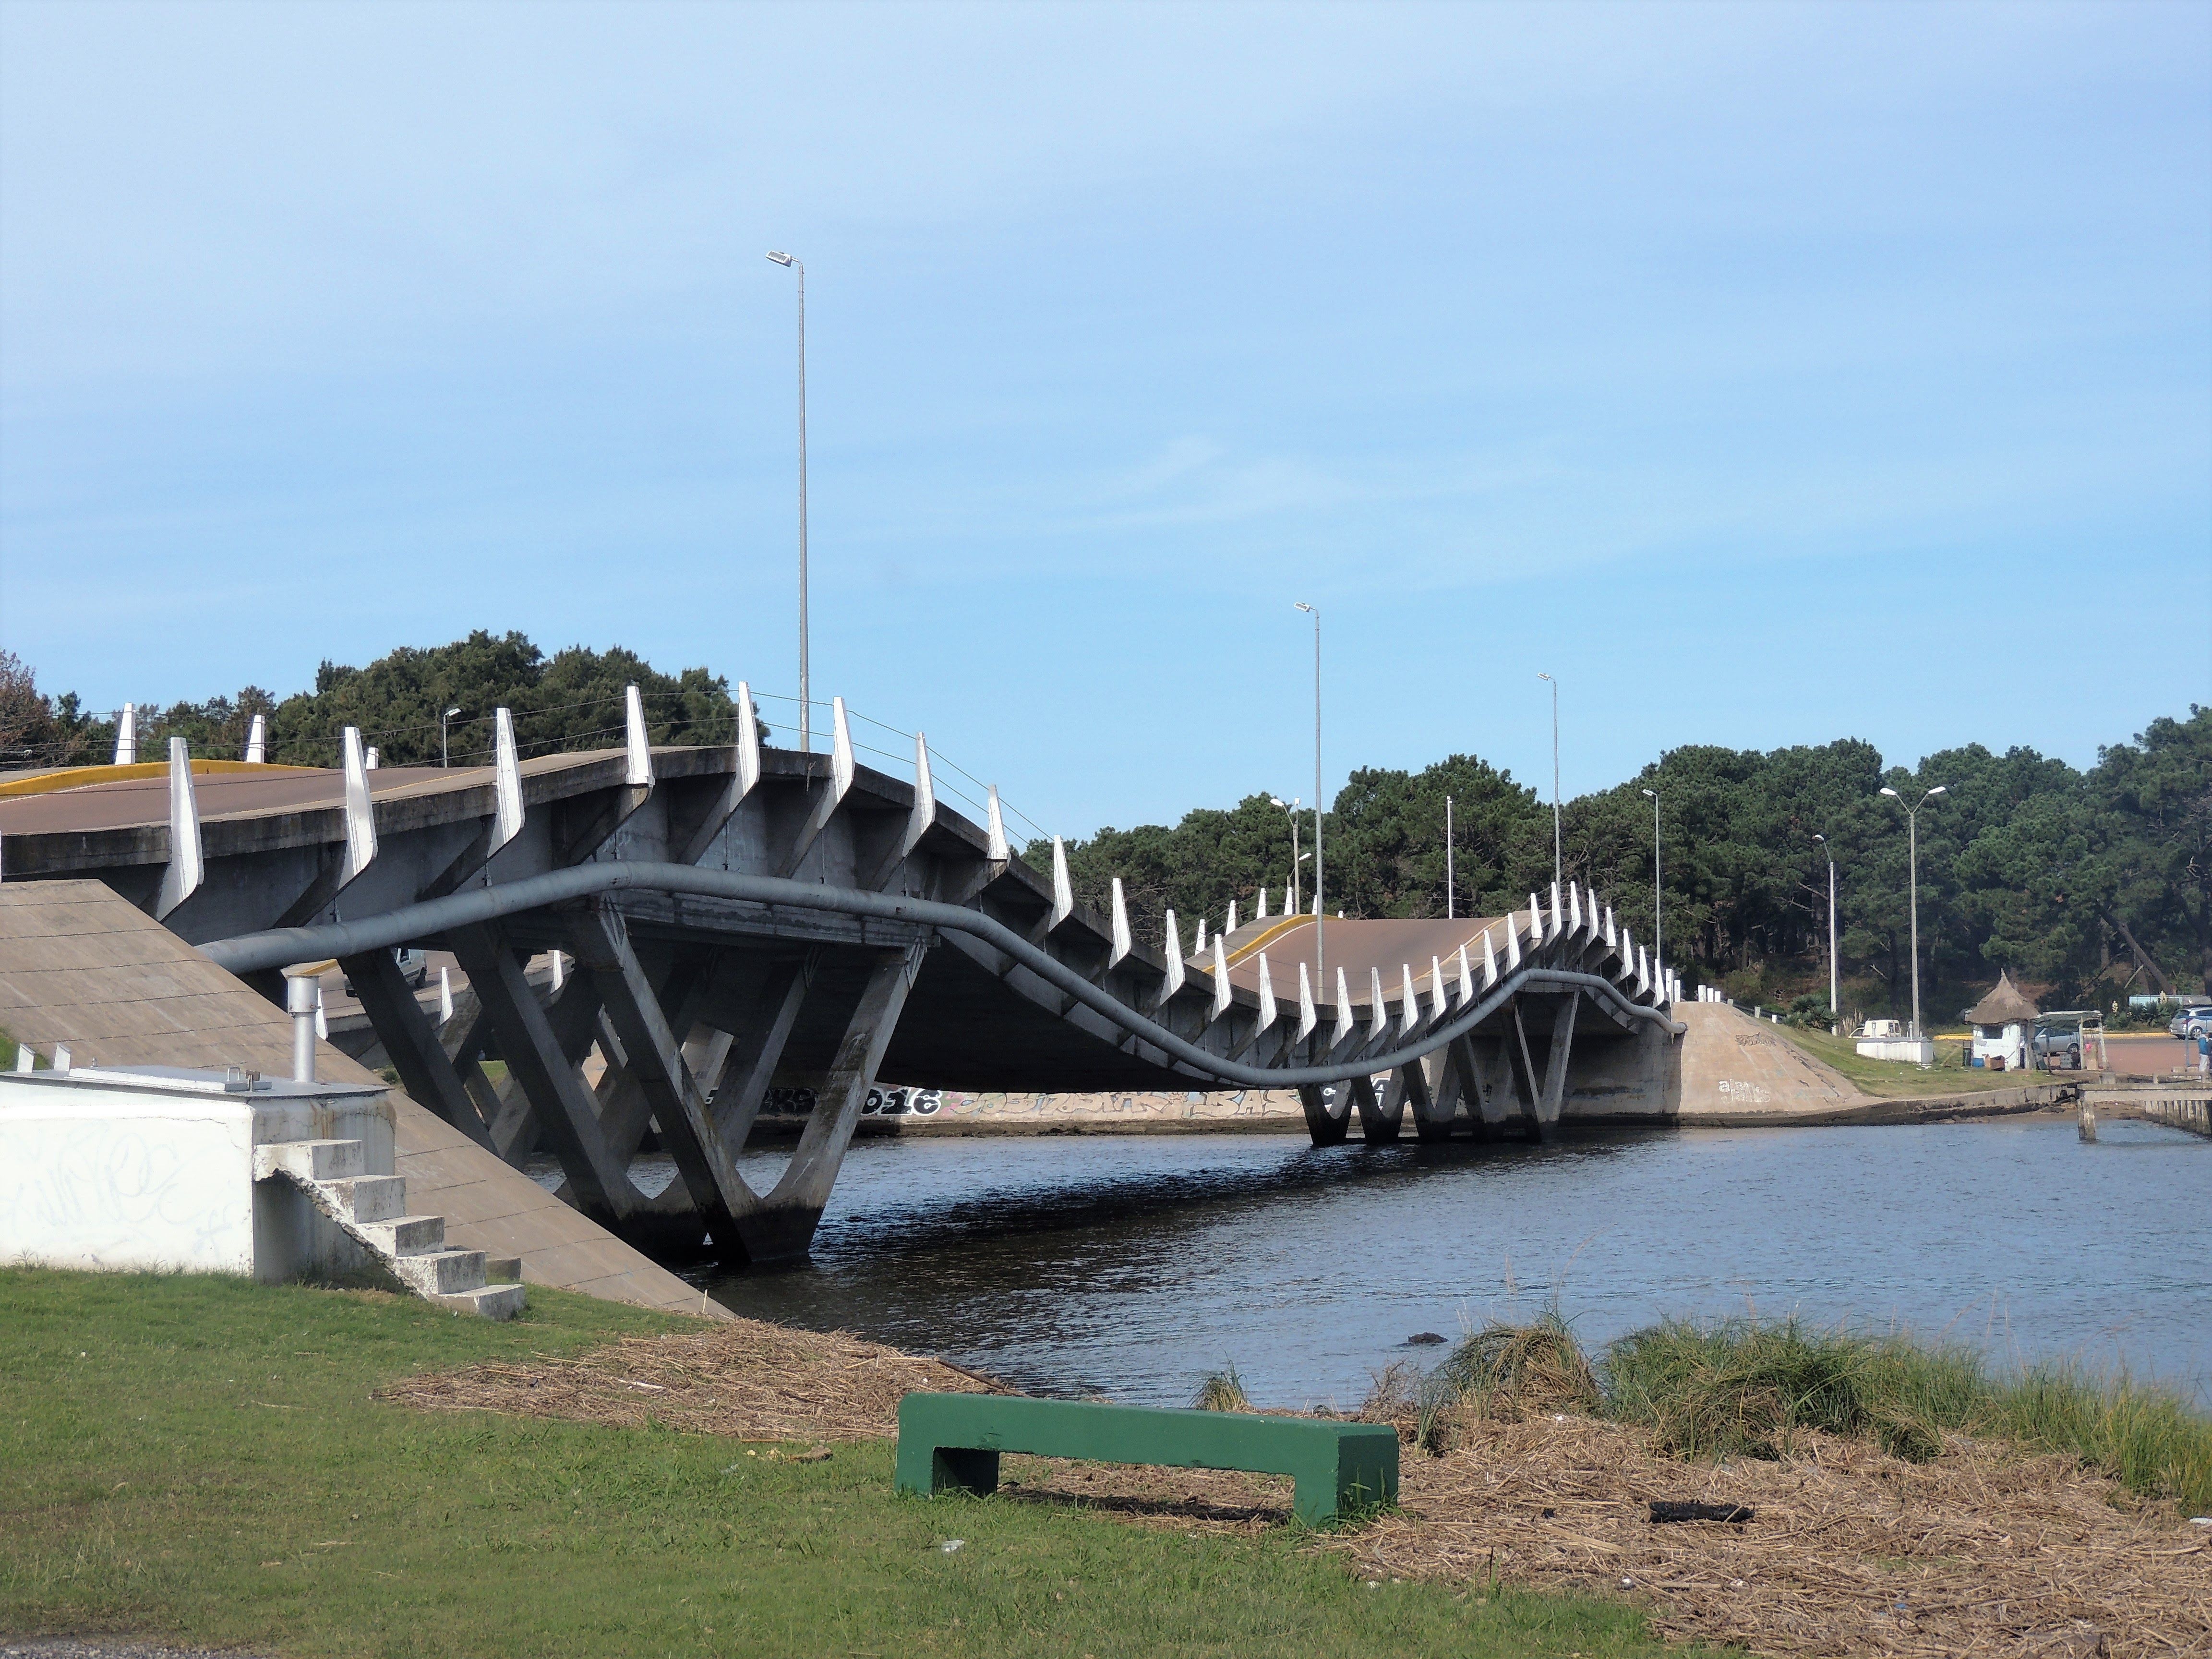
287, 972, 320, 1083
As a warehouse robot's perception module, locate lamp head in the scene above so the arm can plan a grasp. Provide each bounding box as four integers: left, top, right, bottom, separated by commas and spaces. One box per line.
1926, 786, 1947, 797
1537, 672, 1553, 683
444, 706, 462, 719
1294, 601, 1314, 614
1269, 797, 1286, 809
1813, 832, 1825, 843
1880, 787, 1900, 799
1641, 788, 1657, 800
766, 251, 794, 266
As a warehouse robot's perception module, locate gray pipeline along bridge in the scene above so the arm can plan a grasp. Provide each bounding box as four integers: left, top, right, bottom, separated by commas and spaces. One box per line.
0, 689, 1683, 1265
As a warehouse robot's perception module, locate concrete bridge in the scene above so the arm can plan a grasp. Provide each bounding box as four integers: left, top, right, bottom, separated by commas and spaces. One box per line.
0, 689, 1683, 1264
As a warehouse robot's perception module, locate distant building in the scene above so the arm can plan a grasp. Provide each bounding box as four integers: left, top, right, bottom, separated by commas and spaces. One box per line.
1966, 972, 2039, 1071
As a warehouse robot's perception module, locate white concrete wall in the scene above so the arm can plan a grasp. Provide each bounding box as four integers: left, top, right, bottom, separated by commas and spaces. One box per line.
0, 1071, 394, 1282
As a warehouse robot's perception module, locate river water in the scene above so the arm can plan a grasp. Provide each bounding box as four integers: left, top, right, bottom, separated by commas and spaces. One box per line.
578, 1116, 2212, 1411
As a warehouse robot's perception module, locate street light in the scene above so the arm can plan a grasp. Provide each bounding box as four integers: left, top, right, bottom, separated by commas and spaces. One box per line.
1294, 602, 1322, 981
1444, 793, 1455, 920
1538, 673, 1560, 887
1812, 832, 1837, 1022
766, 250, 810, 752
440, 706, 462, 769
1640, 788, 1662, 971
1268, 797, 1304, 914
1878, 784, 1947, 1040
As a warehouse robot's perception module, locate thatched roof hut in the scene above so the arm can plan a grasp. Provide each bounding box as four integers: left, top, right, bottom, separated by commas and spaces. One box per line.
1965, 971, 2040, 1027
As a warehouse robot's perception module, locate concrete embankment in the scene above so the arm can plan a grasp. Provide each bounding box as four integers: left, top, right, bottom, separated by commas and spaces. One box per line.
896, 1001, 2075, 1135
0, 879, 725, 1317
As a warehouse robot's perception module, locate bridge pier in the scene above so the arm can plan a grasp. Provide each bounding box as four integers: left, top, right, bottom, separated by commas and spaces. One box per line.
1298, 1083, 1350, 1146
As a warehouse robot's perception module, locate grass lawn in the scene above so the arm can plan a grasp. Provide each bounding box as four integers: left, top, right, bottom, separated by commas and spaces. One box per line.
1762, 1023, 2050, 1097
0, 1270, 1719, 1659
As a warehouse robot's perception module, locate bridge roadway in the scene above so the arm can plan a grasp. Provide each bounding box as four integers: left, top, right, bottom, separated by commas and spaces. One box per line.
0, 693, 1682, 1264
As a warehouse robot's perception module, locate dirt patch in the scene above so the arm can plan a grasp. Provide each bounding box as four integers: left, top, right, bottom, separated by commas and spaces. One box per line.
384, 1334, 2209, 1655
1347, 1410, 2209, 1658
377, 1315, 992, 1442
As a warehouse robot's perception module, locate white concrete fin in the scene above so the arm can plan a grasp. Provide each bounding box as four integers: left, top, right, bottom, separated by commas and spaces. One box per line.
1430, 955, 1448, 1022
1636, 945, 1650, 996
1226, 899, 1239, 935
830, 697, 855, 799
1334, 966, 1355, 1038
1368, 967, 1387, 1040
1194, 914, 1208, 950
734, 682, 762, 799
1399, 964, 1420, 1035
1157, 911, 1185, 1005
1284, 881, 1294, 915
438, 965, 454, 1026
1456, 944, 1475, 1006
1297, 961, 1317, 1041
52, 1044, 72, 1075
552, 950, 565, 991
153, 736, 204, 919
1569, 882, 1583, 936
491, 708, 525, 854
340, 726, 378, 885
1210, 935, 1232, 1022
1256, 953, 1277, 1032
1256, 886, 1269, 921
1480, 926, 1499, 988
244, 714, 266, 764
1604, 905, 1617, 949
986, 786, 1010, 862
12, 1046, 29, 1073
364, 746, 380, 769
1617, 927, 1633, 981
1506, 915, 1523, 970
1109, 878, 1132, 965
314, 984, 327, 1041
1548, 881, 1563, 940
623, 684, 653, 788
901, 732, 938, 858
1050, 837, 1074, 928
113, 704, 137, 766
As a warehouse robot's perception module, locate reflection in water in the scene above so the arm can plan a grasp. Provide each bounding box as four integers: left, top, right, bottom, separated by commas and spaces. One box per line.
545, 1118, 2212, 1410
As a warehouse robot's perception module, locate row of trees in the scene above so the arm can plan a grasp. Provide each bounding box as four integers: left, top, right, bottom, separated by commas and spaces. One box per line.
1044, 710, 2210, 1018
5, 643, 2202, 1014
0, 634, 746, 771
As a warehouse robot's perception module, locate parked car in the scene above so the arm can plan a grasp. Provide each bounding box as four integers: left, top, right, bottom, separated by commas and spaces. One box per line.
2169, 1004, 2212, 1040
2032, 1024, 2083, 1069
341, 948, 429, 996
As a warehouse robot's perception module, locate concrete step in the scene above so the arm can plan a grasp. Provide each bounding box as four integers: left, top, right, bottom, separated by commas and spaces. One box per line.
436, 1282, 527, 1321
391, 1248, 486, 1297
322, 1175, 407, 1223
253, 1138, 366, 1183
356, 1214, 445, 1257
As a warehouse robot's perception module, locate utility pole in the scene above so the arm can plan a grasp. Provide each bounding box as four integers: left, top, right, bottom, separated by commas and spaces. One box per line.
1879, 785, 1948, 1039
766, 251, 810, 751
1814, 833, 1838, 1022
1445, 794, 1454, 920
1641, 787, 1662, 970
1538, 673, 1560, 887
1295, 602, 1322, 980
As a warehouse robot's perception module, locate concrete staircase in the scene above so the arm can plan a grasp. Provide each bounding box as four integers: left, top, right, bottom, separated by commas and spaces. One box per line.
253, 1137, 526, 1319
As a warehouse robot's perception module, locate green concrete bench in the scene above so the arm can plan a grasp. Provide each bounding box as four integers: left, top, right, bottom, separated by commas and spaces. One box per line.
894, 1392, 1398, 1526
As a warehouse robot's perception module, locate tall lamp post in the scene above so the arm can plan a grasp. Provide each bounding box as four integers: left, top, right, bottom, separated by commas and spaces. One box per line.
1878, 784, 1947, 1039
1640, 787, 1662, 971
1294, 602, 1322, 979
1445, 794, 1455, 920
1812, 832, 1838, 1022
440, 706, 462, 769
1268, 797, 1304, 913
1538, 673, 1561, 887
766, 250, 810, 752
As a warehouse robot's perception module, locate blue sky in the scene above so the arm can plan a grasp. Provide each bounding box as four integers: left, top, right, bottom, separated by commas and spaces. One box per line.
2, 0, 2206, 839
